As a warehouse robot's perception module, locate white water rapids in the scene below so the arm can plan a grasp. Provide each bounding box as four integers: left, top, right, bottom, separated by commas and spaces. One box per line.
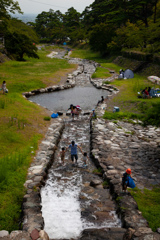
41, 166, 121, 239
41, 169, 83, 239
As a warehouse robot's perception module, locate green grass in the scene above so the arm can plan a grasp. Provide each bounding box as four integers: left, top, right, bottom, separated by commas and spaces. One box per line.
0, 135, 40, 231
130, 187, 160, 231
2, 49, 74, 93
44, 116, 51, 121
92, 168, 102, 174
0, 46, 76, 231
92, 67, 111, 79
100, 69, 160, 126
101, 63, 122, 72
71, 48, 106, 62
71, 44, 118, 63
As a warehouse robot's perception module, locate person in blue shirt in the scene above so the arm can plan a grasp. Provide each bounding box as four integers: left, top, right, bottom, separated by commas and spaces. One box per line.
66, 141, 82, 164
90, 109, 96, 119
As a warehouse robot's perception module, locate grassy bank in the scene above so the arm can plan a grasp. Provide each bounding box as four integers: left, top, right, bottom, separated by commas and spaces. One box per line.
0, 46, 76, 231
130, 187, 160, 231
71, 47, 160, 231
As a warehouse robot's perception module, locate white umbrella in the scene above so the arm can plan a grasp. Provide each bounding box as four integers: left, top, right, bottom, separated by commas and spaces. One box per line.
148, 76, 160, 84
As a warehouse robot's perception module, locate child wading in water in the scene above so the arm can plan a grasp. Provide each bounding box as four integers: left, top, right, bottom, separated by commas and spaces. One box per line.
82, 152, 89, 168
59, 147, 66, 165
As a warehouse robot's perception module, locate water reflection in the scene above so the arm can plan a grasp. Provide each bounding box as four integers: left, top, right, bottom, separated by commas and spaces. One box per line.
29, 85, 108, 112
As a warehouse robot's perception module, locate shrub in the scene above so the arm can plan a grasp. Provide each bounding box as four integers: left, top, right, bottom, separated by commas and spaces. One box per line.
44, 116, 51, 121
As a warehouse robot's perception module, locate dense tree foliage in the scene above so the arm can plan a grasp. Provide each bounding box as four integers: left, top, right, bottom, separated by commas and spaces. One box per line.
35, 9, 64, 42
0, 1, 39, 60
0, 0, 22, 19
1, 0, 160, 58
35, 8, 84, 43
5, 31, 39, 60
33, 0, 160, 56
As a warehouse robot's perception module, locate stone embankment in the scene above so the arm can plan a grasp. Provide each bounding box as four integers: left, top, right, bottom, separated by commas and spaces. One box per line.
91, 105, 160, 239
0, 119, 65, 240
22, 74, 76, 98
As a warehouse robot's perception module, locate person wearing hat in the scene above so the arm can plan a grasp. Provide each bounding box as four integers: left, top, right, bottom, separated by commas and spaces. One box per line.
122, 168, 132, 192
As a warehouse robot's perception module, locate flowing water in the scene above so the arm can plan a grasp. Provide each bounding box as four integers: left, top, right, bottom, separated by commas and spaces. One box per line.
41, 118, 121, 239
35, 57, 121, 239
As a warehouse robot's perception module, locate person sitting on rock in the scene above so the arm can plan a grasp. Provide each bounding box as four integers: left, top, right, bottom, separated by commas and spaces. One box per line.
97, 96, 104, 106
122, 168, 132, 192
122, 168, 136, 193
144, 87, 150, 98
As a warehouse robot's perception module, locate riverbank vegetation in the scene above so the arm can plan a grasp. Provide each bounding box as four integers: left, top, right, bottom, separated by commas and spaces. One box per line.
0, 47, 76, 231
130, 187, 160, 232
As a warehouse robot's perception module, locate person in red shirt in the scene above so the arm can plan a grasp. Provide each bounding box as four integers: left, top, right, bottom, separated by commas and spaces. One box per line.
144, 87, 150, 98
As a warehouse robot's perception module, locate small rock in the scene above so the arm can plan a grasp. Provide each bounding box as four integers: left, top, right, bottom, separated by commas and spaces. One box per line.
90, 179, 102, 187
0, 230, 9, 238
30, 229, 39, 240
107, 170, 118, 175
123, 228, 135, 240
157, 228, 160, 234
39, 230, 49, 240
107, 166, 115, 170
134, 227, 153, 237
10, 231, 22, 239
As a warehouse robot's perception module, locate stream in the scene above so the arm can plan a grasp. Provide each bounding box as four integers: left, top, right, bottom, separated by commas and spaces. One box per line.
41, 118, 121, 240
29, 59, 107, 113
30, 55, 122, 239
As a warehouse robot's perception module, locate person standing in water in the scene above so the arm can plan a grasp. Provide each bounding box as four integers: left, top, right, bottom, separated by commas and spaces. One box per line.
66, 141, 82, 165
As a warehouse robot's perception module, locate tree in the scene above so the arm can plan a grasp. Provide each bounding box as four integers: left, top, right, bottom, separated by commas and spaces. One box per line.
63, 7, 82, 43
35, 9, 63, 42
0, 0, 22, 19
108, 21, 147, 52
7, 18, 39, 43
5, 31, 39, 60
89, 23, 115, 55
4, 19, 39, 61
